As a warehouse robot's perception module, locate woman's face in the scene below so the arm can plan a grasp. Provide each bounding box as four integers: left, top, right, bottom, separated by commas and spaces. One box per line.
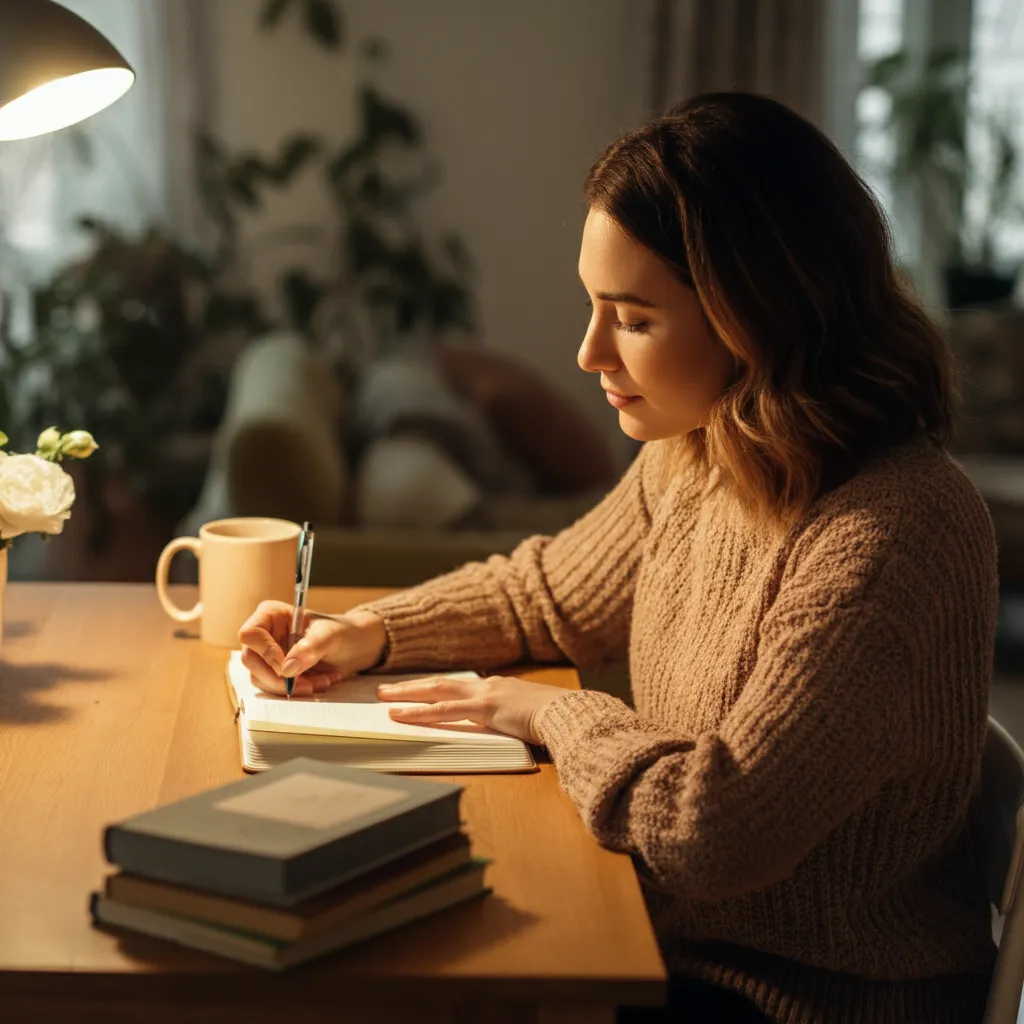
577, 208, 734, 441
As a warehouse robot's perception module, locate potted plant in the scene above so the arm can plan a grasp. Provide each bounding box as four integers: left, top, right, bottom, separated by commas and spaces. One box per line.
193, 39, 477, 371
863, 45, 1023, 309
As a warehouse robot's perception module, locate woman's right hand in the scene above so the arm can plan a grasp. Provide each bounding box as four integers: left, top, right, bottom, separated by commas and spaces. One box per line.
238, 602, 388, 696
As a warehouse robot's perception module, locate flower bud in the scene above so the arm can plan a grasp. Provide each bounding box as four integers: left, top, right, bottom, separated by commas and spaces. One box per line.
61, 430, 98, 459
36, 426, 61, 456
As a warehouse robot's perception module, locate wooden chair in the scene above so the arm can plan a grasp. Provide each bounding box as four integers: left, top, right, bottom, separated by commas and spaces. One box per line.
982, 716, 1024, 1024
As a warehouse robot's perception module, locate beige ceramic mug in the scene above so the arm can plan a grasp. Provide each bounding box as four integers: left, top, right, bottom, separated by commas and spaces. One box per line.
155, 517, 301, 647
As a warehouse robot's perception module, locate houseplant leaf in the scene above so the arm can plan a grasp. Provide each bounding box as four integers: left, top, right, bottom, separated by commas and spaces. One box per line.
306, 0, 344, 49
261, 0, 294, 28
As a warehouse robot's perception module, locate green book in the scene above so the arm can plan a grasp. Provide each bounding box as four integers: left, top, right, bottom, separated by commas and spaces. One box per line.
102, 758, 463, 906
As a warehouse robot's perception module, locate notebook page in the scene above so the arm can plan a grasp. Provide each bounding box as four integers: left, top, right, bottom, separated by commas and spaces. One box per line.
227, 652, 523, 746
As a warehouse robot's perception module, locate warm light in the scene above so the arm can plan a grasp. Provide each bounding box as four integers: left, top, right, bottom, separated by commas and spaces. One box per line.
0, 67, 135, 142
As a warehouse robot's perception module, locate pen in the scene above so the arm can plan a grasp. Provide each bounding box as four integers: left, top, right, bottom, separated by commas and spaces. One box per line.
285, 521, 315, 698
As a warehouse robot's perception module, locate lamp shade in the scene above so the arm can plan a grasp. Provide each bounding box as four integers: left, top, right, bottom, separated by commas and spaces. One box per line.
0, 0, 135, 141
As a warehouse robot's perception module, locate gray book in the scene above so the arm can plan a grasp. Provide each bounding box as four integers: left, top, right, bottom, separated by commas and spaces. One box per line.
102, 758, 463, 906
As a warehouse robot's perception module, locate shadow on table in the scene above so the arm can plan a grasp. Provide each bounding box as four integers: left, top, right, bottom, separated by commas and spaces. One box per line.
102, 893, 539, 986
3, 619, 38, 642
0, 657, 112, 724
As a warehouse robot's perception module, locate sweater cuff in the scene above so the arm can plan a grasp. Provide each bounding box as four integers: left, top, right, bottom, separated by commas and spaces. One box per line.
349, 592, 444, 671
537, 688, 634, 761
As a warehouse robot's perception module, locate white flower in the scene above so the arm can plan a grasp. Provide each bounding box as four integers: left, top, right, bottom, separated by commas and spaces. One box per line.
0, 454, 76, 539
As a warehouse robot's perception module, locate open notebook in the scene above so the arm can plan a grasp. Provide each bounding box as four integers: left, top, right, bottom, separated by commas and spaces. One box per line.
224, 652, 537, 774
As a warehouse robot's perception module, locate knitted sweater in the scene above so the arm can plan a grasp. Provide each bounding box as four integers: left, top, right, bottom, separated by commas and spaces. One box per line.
357, 436, 999, 1023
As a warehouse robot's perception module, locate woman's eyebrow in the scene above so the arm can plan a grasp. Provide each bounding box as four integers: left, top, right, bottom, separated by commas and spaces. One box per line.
594, 290, 657, 308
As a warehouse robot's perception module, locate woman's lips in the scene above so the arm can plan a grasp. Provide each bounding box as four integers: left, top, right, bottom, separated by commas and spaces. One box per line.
604, 389, 641, 409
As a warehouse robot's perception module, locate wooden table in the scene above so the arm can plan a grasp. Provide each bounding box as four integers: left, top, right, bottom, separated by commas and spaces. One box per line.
0, 584, 665, 1023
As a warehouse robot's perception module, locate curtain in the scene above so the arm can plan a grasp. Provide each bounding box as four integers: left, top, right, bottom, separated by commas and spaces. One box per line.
650, 0, 828, 127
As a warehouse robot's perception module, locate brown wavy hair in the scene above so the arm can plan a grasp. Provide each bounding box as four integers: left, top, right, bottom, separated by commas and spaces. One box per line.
585, 92, 955, 524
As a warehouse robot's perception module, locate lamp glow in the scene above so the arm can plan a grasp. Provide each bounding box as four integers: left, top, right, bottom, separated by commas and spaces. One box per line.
0, 67, 134, 142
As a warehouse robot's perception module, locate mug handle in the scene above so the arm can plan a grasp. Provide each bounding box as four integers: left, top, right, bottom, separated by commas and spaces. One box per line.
155, 537, 202, 624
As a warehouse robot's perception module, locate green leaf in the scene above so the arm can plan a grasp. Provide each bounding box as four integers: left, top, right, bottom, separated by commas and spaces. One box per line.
346, 219, 393, 273
441, 232, 473, 275
226, 168, 260, 208
306, 0, 343, 49
430, 278, 473, 332
204, 292, 270, 335
278, 134, 322, 180
363, 282, 398, 309
325, 141, 368, 193
356, 169, 386, 204
261, 0, 294, 28
395, 296, 419, 333
865, 50, 907, 89
361, 37, 388, 63
361, 86, 420, 147
196, 131, 226, 164
280, 269, 324, 334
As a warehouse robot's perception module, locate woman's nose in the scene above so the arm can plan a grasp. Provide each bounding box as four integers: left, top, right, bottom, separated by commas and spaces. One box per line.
577, 322, 620, 374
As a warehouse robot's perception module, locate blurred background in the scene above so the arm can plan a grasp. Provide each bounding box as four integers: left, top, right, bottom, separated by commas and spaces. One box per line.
0, 0, 1022, 631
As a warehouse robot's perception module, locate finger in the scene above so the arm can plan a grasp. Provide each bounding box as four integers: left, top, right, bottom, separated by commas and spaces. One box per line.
237, 625, 286, 674
240, 600, 293, 638
280, 618, 341, 678
376, 676, 482, 703
387, 700, 485, 725
241, 646, 315, 697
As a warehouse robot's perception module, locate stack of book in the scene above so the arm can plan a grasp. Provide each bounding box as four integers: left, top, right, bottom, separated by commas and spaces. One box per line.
90, 758, 487, 970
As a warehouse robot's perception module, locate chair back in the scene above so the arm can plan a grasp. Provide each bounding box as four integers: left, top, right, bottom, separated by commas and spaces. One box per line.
982, 717, 1024, 1024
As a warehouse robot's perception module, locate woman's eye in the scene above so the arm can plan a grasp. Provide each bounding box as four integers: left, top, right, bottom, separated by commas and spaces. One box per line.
581, 297, 646, 333
615, 319, 648, 334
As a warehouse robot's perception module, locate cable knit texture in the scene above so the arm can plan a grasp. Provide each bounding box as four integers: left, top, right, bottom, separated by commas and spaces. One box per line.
355, 436, 998, 1024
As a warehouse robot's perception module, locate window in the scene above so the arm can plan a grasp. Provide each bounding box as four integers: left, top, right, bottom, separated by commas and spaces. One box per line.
965, 0, 1024, 269
855, 0, 911, 261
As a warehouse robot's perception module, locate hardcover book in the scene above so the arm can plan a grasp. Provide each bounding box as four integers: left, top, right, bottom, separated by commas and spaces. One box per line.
102, 758, 463, 906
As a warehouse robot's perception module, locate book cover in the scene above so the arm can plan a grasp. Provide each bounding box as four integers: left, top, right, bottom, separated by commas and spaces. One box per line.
103, 758, 463, 906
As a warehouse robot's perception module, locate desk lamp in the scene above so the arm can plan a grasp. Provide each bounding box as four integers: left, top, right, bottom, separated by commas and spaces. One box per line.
0, 0, 134, 141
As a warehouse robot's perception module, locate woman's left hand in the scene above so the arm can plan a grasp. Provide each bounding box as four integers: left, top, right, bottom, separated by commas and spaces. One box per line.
376, 675, 567, 744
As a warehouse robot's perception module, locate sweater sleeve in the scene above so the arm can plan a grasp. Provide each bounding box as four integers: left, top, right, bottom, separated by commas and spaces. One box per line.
350, 442, 671, 673
535, 504, 985, 903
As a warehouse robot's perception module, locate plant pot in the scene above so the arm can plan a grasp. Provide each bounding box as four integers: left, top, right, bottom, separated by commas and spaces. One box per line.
944, 265, 1017, 311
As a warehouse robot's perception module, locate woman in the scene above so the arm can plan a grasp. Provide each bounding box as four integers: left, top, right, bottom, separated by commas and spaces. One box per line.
239, 94, 997, 1023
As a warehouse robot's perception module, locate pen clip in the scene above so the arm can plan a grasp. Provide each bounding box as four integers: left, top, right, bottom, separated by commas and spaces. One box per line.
295, 522, 315, 589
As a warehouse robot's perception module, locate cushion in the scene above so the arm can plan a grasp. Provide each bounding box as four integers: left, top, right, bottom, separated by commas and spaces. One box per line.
437, 345, 615, 493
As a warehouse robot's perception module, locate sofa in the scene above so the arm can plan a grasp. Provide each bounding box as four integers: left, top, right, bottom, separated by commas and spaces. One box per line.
179, 332, 620, 587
